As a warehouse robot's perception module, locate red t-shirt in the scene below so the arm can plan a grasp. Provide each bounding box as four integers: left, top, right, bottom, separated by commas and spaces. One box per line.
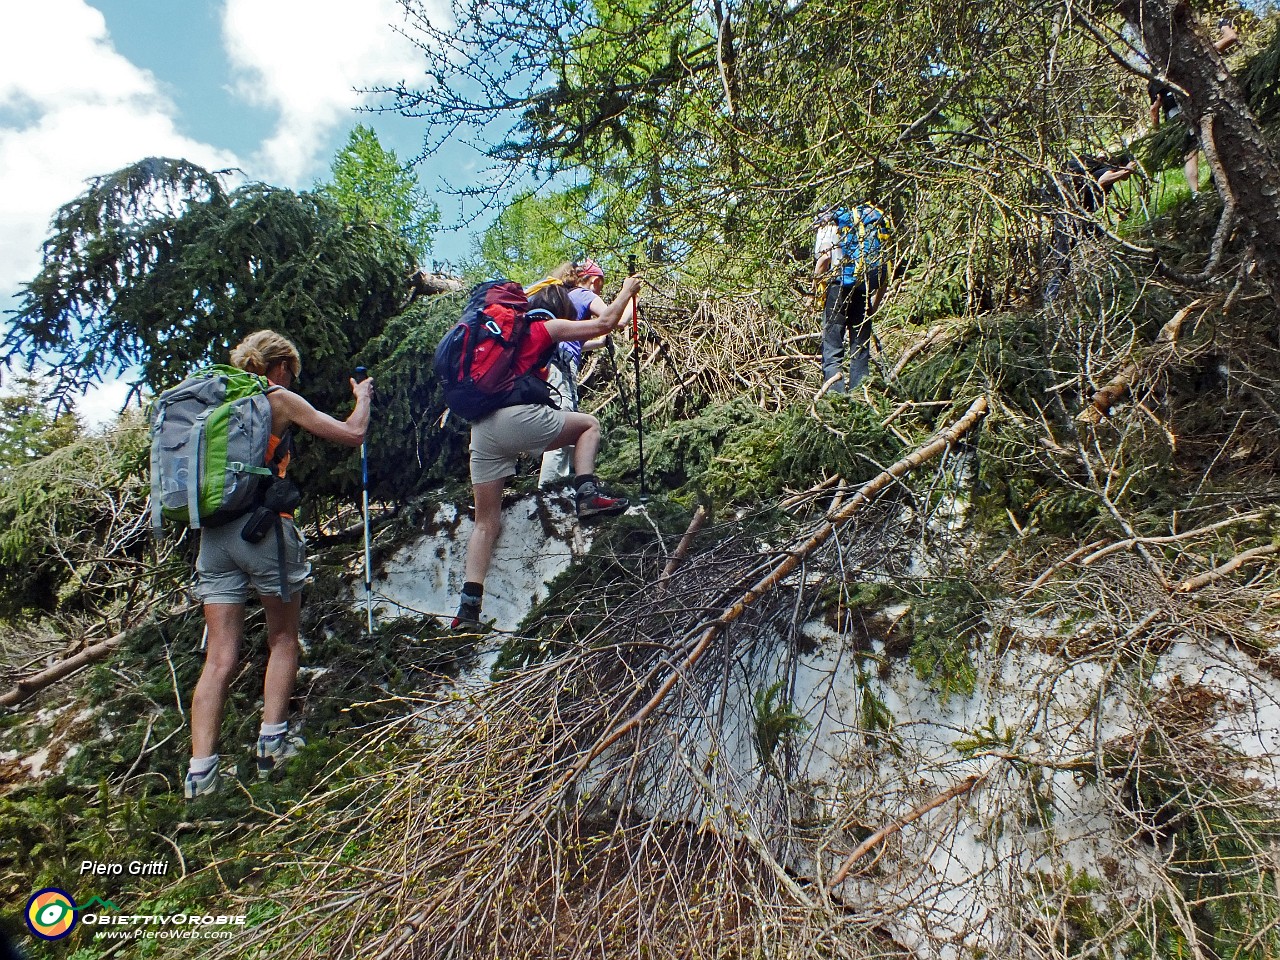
515, 320, 554, 380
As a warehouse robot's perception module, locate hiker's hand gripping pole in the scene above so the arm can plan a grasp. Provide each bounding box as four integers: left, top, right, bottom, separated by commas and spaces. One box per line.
355, 366, 374, 637
628, 255, 646, 501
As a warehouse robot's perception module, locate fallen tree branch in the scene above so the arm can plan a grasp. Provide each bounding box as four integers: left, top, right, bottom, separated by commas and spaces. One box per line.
1078, 299, 1202, 424
779, 474, 842, 511
889, 324, 951, 382
1, 605, 197, 709
521, 396, 989, 821
1079, 510, 1270, 567
828, 773, 985, 888
404, 269, 464, 301
657, 505, 710, 587
1176, 544, 1279, 593
3, 632, 130, 708
881, 399, 952, 427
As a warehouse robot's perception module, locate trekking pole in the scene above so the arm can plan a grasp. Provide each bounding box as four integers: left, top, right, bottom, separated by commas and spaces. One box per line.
355, 366, 374, 637
628, 254, 646, 502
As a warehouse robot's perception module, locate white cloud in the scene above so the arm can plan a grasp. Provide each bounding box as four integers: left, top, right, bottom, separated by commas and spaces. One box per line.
222, 0, 437, 185
78, 377, 142, 430
0, 0, 240, 299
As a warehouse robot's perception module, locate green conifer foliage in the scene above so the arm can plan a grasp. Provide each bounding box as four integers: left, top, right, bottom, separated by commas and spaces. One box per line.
315, 125, 440, 265
3, 157, 416, 500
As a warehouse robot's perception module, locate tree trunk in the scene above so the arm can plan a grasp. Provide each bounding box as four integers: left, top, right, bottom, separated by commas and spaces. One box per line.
1118, 0, 1280, 305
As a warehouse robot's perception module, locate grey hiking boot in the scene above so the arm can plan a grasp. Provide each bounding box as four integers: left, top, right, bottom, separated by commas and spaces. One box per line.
184, 759, 235, 801
575, 482, 629, 519
256, 732, 305, 780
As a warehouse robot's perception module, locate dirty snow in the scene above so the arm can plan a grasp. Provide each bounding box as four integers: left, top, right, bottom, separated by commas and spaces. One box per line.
368, 493, 593, 633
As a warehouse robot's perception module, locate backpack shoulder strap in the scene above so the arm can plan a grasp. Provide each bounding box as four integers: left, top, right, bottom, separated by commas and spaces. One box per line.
268, 427, 294, 468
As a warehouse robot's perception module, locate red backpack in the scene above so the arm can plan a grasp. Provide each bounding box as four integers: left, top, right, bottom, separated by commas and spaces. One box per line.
433, 279, 554, 421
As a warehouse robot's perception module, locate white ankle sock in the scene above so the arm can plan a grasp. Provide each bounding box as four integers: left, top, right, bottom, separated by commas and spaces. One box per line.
259, 721, 289, 739
189, 754, 219, 776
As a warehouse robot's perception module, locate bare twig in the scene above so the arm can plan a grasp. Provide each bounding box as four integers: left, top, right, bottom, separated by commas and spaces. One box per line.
828, 773, 985, 888
1177, 544, 1279, 593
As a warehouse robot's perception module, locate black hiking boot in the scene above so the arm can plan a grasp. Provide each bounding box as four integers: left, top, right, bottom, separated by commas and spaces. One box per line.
451, 596, 483, 631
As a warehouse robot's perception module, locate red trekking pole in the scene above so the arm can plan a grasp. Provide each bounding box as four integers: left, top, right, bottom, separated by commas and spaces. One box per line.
628, 254, 646, 502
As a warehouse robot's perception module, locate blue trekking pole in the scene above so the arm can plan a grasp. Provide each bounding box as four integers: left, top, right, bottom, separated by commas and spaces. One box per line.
355, 366, 373, 636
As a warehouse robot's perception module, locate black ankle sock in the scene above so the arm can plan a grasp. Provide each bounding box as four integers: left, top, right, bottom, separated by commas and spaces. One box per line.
462, 582, 484, 600
574, 474, 597, 493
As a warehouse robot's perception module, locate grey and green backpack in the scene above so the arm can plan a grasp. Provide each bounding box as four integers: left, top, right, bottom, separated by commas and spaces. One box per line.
149, 364, 278, 533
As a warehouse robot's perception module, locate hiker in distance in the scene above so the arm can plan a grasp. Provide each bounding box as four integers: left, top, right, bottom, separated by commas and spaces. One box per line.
1044, 154, 1137, 302
185, 331, 373, 799
1147, 18, 1238, 199
454, 275, 642, 629
538, 257, 634, 488
813, 203, 891, 394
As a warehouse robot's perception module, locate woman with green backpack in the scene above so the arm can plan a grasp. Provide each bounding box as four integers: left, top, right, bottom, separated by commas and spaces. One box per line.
183, 330, 373, 800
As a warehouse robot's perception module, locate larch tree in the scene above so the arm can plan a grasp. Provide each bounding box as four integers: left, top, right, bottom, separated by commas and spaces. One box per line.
315, 124, 442, 267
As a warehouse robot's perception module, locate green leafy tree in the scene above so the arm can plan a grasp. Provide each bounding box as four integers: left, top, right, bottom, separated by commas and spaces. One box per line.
382, 0, 1280, 307
474, 185, 616, 279
316, 124, 441, 266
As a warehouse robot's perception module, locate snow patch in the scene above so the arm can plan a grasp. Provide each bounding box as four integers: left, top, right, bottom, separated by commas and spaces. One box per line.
369, 493, 592, 632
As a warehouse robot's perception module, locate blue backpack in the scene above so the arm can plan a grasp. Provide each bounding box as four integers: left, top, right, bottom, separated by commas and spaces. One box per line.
833, 205, 890, 285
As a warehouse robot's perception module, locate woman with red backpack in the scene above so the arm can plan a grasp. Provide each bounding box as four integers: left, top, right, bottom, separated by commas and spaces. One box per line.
453, 276, 641, 629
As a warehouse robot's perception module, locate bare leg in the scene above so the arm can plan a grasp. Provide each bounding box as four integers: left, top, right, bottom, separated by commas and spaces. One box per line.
259, 593, 302, 726
543, 411, 599, 477
190, 603, 245, 758
1184, 149, 1200, 195
463, 478, 506, 586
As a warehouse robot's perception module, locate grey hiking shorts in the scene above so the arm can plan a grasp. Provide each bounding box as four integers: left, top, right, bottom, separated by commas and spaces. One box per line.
194, 516, 311, 604
470, 403, 569, 485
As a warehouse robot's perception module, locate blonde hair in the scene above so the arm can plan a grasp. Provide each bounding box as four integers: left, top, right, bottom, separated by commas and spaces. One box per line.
229, 330, 302, 379
550, 261, 582, 286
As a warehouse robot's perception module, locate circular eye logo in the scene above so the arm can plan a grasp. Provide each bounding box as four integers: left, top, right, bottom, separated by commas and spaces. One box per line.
26, 888, 78, 940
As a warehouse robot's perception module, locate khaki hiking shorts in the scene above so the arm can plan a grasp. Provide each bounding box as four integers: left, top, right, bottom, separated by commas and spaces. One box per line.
470, 403, 569, 485
194, 516, 311, 604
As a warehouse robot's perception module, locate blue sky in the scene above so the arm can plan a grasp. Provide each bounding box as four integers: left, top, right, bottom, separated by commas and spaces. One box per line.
1, 0, 489, 420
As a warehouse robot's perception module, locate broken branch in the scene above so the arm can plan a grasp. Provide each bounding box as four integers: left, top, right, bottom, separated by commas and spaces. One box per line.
522, 396, 990, 820
1176, 544, 1279, 593
829, 773, 984, 888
